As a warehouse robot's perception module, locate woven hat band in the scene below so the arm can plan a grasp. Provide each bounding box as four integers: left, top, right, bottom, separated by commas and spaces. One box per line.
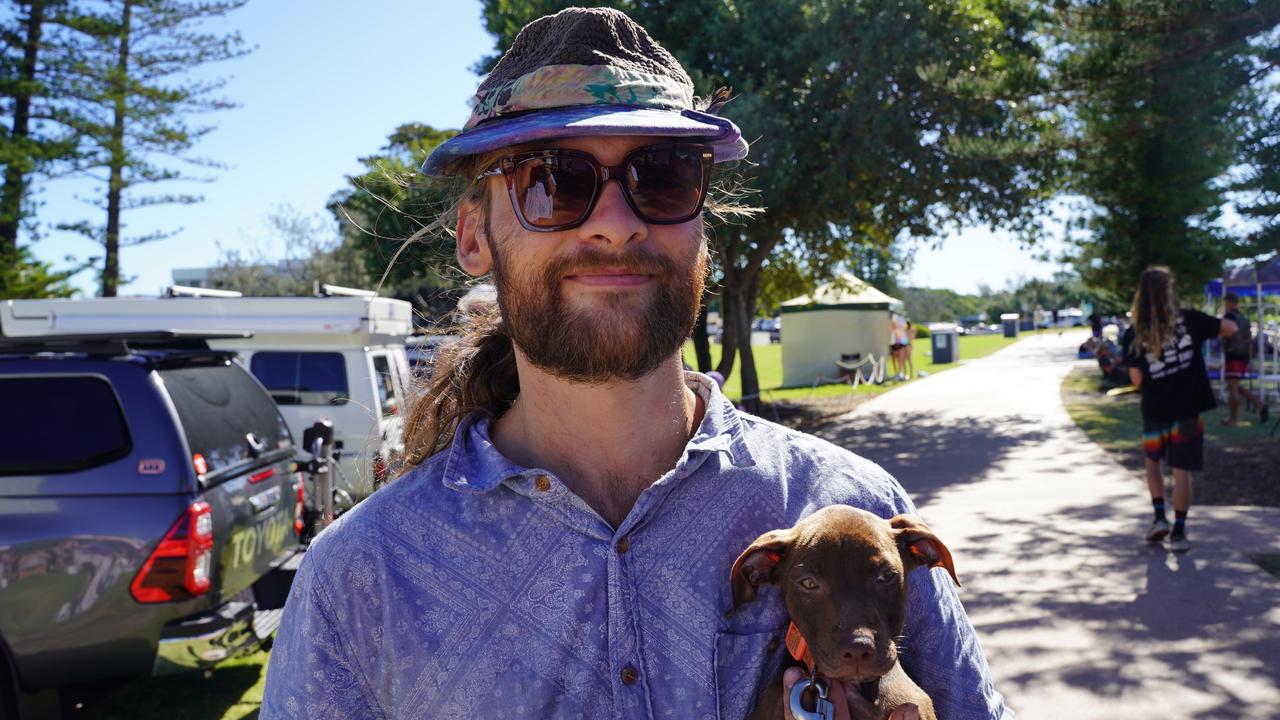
466, 64, 695, 130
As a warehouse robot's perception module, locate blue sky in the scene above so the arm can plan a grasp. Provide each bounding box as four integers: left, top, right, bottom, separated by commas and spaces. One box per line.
25, 0, 1067, 297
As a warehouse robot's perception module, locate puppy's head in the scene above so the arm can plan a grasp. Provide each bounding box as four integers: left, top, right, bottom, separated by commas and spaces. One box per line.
729, 506, 959, 682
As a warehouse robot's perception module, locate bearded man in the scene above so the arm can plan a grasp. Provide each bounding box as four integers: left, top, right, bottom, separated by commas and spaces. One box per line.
263, 8, 1011, 719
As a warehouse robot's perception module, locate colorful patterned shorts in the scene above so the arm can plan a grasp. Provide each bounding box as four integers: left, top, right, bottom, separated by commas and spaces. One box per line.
1142, 416, 1204, 471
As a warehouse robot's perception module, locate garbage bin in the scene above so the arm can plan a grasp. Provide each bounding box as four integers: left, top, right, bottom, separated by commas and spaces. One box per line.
929, 322, 960, 364
1000, 313, 1020, 338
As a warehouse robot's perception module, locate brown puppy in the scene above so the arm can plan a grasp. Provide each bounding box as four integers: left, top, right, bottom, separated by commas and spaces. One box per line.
729, 505, 960, 720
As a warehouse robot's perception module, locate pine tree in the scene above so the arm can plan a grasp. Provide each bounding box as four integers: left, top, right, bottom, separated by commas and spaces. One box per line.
57, 0, 250, 296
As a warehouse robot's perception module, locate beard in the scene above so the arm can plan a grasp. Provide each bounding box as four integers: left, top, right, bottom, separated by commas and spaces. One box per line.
488, 228, 707, 384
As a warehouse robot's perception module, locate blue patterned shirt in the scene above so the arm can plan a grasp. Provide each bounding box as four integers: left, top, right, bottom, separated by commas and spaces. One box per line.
263, 373, 1011, 719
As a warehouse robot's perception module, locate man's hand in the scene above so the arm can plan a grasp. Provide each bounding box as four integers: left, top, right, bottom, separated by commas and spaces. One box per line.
782, 667, 920, 720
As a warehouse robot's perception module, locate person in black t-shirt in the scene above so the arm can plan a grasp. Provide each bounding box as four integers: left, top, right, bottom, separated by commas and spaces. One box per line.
1122, 266, 1238, 553
1221, 292, 1269, 427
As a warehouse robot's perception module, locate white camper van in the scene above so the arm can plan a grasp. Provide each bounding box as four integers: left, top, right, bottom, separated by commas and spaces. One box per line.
0, 293, 414, 515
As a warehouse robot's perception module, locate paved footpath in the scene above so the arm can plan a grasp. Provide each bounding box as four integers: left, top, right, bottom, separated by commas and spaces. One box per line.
817, 330, 1280, 720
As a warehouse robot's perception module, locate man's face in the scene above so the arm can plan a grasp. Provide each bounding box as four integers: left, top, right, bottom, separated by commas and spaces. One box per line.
474, 135, 708, 383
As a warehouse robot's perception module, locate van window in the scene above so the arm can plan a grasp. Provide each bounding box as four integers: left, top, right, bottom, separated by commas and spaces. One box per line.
0, 376, 131, 475
249, 352, 349, 406
372, 355, 397, 418
160, 363, 291, 474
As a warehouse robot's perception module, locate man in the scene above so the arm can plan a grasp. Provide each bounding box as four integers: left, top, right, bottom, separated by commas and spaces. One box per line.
1088, 336, 1128, 389
262, 8, 1010, 719
1122, 266, 1237, 553
1221, 292, 1269, 427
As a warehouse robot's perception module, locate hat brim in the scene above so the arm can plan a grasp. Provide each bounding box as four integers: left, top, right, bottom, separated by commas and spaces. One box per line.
421, 105, 748, 176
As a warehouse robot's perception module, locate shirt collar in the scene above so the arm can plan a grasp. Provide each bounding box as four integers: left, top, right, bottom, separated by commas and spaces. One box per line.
439, 371, 755, 494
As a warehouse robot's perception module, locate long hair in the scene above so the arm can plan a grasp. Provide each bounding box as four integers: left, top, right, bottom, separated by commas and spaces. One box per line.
1129, 265, 1179, 357
397, 146, 761, 470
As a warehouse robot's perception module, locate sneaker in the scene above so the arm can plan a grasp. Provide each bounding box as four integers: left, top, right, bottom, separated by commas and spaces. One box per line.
1146, 518, 1171, 543
1169, 533, 1190, 553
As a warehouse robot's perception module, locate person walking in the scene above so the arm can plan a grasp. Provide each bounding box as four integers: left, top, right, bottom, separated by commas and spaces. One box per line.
1221, 291, 1269, 426
262, 8, 1010, 720
1121, 266, 1238, 553
901, 320, 916, 380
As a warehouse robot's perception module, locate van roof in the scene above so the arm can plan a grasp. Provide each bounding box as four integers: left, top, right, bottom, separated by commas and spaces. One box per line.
2, 296, 413, 345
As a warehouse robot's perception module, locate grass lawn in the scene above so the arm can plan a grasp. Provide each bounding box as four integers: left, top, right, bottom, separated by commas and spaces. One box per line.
1060, 364, 1279, 506
683, 333, 1021, 403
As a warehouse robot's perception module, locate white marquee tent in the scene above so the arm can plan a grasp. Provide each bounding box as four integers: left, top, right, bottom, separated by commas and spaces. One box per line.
780, 274, 905, 387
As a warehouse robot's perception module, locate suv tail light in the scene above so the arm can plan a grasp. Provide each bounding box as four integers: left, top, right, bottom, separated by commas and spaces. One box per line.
293, 472, 305, 536
130, 501, 215, 603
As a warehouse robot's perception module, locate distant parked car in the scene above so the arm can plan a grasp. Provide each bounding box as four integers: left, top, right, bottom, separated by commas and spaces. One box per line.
405, 334, 459, 374
0, 332, 305, 718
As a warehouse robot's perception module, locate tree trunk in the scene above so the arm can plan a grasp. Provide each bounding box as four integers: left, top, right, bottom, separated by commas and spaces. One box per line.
692, 301, 712, 372
101, 0, 132, 297
715, 282, 739, 379
735, 230, 773, 415
0, 1, 48, 257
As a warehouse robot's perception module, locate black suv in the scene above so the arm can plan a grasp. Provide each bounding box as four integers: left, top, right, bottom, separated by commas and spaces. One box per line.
0, 332, 305, 718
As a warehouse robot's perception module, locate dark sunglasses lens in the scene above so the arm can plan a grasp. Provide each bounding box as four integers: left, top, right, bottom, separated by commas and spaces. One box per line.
511, 155, 596, 228
626, 147, 707, 221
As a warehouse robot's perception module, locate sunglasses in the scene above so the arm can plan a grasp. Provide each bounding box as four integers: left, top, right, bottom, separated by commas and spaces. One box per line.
477, 143, 714, 232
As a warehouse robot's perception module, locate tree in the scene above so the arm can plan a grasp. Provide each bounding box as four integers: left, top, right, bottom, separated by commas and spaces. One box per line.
208, 206, 374, 296
57, 0, 250, 296
0, 243, 77, 297
1053, 1, 1280, 298
0, 0, 85, 296
331, 123, 471, 324
478, 0, 1057, 407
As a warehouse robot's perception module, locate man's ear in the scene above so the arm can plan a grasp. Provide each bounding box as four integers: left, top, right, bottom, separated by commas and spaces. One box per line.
728, 529, 795, 615
456, 198, 492, 277
890, 515, 960, 587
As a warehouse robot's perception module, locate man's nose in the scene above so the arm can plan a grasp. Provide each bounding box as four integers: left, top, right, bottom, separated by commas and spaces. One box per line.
575, 177, 646, 246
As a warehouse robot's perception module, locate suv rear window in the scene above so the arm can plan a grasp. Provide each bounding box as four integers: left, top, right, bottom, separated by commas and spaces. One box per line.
249, 352, 348, 406
0, 376, 132, 475
160, 363, 290, 474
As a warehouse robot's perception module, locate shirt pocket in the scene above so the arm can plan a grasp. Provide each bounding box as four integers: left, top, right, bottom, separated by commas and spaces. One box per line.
713, 628, 785, 720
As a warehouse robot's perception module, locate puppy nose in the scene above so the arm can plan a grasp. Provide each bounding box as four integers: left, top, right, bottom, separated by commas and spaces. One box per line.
840, 635, 876, 662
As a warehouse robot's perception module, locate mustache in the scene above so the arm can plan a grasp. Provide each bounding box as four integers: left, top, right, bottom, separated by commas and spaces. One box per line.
543, 248, 676, 279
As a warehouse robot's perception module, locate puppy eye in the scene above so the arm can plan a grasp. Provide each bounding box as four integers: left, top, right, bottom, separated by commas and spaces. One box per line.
875, 569, 897, 584
798, 577, 819, 591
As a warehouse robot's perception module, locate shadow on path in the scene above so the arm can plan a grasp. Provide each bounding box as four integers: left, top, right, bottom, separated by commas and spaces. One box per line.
819, 410, 1054, 507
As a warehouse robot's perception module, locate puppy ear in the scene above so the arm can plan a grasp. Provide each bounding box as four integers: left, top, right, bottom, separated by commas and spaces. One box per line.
890, 515, 960, 587
728, 529, 794, 615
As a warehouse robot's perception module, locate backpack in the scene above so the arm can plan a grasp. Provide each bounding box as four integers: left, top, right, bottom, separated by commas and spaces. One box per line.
1225, 309, 1252, 356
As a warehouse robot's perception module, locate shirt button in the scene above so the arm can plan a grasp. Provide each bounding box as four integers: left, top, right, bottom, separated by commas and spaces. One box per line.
534, 475, 551, 492
616, 536, 630, 554
620, 666, 639, 685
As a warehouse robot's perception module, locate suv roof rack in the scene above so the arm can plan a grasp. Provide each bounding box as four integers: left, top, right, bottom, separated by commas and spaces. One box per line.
0, 330, 253, 357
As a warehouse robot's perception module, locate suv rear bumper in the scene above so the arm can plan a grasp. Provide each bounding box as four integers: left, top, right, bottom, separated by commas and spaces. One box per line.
152, 596, 259, 675
152, 548, 304, 675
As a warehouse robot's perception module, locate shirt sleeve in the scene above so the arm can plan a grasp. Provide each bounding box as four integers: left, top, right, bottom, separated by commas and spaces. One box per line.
261, 554, 384, 720
875, 474, 1014, 719
1183, 309, 1222, 345
1120, 328, 1139, 368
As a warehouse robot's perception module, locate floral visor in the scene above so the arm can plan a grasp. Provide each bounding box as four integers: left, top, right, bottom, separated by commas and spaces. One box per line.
420, 64, 749, 177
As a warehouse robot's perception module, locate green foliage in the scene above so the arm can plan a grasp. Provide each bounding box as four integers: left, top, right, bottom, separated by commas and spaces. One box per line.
330, 123, 469, 323
0, 245, 79, 298
1051, 1, 1280, 298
